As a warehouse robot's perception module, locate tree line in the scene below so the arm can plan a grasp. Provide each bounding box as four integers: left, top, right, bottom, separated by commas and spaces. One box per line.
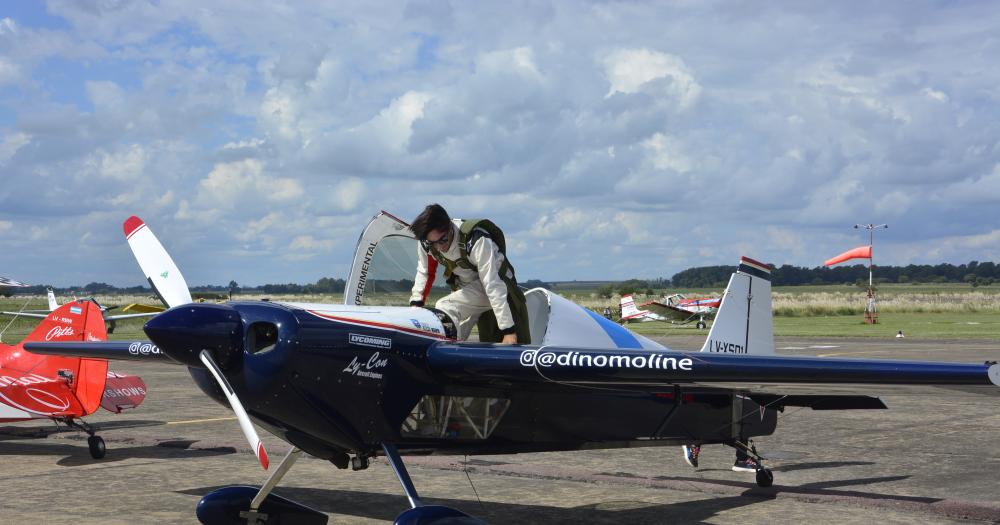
671, 261, 999, 288
3, 261, 996, 298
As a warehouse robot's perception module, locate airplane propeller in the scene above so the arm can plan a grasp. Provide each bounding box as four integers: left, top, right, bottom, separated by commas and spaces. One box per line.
125, 216, 269, 470
199, 349, 269, 470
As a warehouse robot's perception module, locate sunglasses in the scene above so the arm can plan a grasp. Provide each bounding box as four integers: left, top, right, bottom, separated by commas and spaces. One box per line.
421, 232, 450, 249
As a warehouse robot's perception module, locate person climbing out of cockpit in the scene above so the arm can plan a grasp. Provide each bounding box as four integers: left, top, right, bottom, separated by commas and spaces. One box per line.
409, 204, 529, 344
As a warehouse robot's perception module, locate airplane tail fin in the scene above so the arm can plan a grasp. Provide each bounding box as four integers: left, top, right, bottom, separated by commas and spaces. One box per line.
619, 294, 648, 320
47, 289, 58, 311
18, 301, 110, 415
699, 257, 774, 355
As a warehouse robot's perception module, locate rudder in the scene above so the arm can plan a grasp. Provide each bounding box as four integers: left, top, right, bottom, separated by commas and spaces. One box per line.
20, 301, 109, 415
699, 257, 774, 356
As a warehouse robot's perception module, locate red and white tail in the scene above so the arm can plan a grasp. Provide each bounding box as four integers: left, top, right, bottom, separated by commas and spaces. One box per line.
619, 294, 650, 321
14, 301, 110, 415
699, 257, 774, 356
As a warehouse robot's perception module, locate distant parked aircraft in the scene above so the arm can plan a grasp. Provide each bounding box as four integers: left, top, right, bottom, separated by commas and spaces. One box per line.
620, 293, 721, 328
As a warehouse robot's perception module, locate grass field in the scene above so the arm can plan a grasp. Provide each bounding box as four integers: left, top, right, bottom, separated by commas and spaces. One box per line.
1, 283, 998, 342
622, 312, 1000, 340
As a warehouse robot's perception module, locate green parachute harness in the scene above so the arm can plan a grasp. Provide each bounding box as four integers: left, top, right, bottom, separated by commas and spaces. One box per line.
427, 219, 530, 344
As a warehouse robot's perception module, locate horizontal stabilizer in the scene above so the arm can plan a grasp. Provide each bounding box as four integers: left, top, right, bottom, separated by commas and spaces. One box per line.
101, 372, 148, 413
24, 341, 179, 363
749, 394, 887, 410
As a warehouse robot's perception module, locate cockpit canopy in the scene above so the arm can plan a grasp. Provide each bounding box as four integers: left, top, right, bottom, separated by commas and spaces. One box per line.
344, 211, 664, 350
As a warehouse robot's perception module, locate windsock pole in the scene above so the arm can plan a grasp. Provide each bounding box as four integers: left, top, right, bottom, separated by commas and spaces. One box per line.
853, 223, 887, 324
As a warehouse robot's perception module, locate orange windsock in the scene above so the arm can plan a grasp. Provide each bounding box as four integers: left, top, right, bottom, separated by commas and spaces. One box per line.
824, 245, 872, 266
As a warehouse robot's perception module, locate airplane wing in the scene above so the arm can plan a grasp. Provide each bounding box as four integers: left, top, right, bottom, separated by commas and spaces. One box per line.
640, 301, 696, 322
426, 344, 1000, 397
3, 311, 158, 321
102, 312, 159, 321
0, 310, 49, 319
120, 303, 166, 314
24, 340, 179, 363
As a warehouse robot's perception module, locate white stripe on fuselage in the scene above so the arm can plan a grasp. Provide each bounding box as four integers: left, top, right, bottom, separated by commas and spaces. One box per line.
280, 302, 451, 341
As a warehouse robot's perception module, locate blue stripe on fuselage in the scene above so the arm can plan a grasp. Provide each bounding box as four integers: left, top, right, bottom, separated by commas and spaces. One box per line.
582, 306, 642, 349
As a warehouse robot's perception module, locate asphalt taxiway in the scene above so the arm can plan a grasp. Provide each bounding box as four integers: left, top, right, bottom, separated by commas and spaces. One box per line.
1, 336, 998, 524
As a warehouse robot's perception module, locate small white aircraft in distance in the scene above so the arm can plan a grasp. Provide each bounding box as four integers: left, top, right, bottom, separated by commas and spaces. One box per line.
621, 292, 722, 329
0, 284, 157, 333
0, 276, 30, 289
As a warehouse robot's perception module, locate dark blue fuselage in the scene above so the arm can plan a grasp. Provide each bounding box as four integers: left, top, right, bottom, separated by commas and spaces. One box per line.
147, 301, 777, 459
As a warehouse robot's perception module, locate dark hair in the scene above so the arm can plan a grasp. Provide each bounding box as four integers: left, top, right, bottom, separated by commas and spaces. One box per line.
410, 204, 451, 240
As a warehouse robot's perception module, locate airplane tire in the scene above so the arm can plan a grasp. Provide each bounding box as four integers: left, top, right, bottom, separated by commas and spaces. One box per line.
697, 321, 707, 329
755, 468, 773, 488
88, 435, 107, 459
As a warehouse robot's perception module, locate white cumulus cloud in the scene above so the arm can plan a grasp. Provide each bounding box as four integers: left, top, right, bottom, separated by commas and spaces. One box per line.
601, 48, 701, 109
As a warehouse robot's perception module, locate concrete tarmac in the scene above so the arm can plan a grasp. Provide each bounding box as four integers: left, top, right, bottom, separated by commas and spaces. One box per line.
1, 336, 999, 524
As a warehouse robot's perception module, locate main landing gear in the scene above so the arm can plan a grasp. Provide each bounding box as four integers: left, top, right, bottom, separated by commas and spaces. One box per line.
744, 440, 773, 488
64, 418, 106, 459
382, 443, 487, 525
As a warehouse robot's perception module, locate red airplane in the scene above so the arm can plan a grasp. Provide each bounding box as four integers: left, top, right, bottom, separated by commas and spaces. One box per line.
0, 300, 147, 458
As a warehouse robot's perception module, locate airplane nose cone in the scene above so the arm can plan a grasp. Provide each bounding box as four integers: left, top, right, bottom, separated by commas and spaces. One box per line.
144, 303, 243, 368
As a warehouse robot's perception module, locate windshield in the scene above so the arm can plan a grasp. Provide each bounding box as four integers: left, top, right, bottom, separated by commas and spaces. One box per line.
360, 235, 447, 306
345, 212, 447, 306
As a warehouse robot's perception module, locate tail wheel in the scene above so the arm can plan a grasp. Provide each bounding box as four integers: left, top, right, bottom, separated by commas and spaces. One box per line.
88, 435, 106, 459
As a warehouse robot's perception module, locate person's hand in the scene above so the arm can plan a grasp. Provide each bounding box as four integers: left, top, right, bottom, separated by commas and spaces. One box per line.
500, 333, 518, 344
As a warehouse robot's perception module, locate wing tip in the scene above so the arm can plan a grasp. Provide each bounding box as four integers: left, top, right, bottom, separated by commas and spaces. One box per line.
988, 364, 1000, 388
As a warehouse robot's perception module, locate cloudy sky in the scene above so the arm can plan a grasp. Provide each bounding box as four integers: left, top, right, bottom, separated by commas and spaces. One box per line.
2, 1, 999, 287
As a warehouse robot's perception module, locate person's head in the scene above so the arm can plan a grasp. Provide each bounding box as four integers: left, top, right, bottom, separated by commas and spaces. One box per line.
411, 204, 453, 251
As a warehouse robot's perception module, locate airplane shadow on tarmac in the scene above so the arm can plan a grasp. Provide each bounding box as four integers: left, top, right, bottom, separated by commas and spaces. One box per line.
180, 486, 765, 524
0, 439, 236, 467
769, 460, 875, 473
648, 474, 935, 505
0, 419, 166, 440
0, 421, 236, 467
